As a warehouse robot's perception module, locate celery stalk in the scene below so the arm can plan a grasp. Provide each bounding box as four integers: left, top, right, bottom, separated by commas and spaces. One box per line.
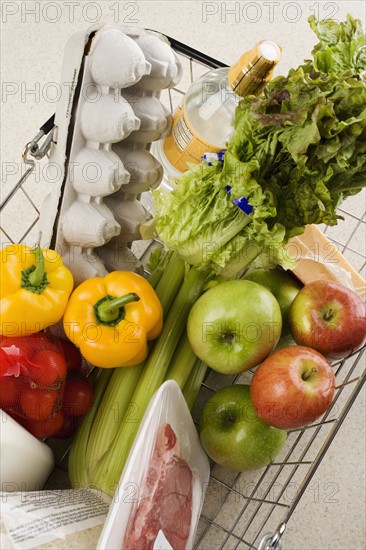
70, 251, 186, 487
154, 251, 185, 312
91, 266, 208, 496
164, 331, 197, 389
147, 248, 172, 289
85, 363, 145, 472
183, 359, 208, 411
68, 368, 113, 486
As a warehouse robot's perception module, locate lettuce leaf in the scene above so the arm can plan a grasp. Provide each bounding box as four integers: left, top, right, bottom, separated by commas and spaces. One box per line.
309, 14, 366, 74
225, 14, 366, 236
149, 15, 366, 277
150, 161, 253, 269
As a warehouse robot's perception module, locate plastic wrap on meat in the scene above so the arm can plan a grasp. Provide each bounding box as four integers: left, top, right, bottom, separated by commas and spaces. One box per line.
123, 423, 193, 550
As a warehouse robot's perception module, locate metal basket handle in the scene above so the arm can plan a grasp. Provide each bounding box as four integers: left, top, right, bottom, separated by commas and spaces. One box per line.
0, 114, 56, 211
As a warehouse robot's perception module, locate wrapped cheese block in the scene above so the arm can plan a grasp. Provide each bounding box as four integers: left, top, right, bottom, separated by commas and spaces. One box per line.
287, 224, 366, 296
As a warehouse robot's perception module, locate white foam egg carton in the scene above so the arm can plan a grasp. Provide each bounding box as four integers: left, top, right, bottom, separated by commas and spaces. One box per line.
39, 25, 182, 285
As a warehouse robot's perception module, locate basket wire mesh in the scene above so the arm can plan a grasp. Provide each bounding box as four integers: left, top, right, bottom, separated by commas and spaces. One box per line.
0, 36, 365, 550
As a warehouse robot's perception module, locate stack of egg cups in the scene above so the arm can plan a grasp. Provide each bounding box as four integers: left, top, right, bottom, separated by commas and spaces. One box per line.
52, 26, 182, 285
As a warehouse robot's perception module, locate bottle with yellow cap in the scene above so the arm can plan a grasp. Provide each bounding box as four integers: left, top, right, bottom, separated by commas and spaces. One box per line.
153, 40, 281, 181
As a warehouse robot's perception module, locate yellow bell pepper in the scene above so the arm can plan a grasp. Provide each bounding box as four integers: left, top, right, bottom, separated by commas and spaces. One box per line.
63, 271, 163, 368
0, 244, 74, 337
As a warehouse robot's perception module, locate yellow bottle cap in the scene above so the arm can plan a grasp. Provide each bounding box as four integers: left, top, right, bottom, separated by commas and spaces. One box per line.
228, 40, 282, 97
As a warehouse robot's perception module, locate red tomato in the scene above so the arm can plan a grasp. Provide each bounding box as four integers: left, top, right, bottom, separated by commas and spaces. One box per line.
29, 332, 60, 350
30, 350, 67, 387
54, 414, 82, 438
59, 339, 82, 372
0, 376, 19, 407
24, 410, 65, 439
63, 375, 93, 417
0, 336, 34, 364
20, 387, 57, 420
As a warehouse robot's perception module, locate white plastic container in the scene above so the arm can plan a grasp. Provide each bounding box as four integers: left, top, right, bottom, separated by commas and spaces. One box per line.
38, 25, 182, 285
132, 32, 183, 91
0, 411, 55, 492
97, 380, 210, 550
113, 147, 164, 194
89, 27, 151, 90
71, 147, 130, 197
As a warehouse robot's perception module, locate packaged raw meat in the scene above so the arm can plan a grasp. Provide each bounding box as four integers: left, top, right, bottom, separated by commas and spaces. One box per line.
97, 380, 210, 550
123, 423, 193, 550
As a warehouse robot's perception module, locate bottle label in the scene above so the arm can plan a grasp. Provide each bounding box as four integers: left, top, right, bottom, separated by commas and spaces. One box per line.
162, 101, 223, 173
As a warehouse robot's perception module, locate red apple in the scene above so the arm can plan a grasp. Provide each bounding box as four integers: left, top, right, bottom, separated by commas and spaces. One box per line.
250, 345, 335, 429
289, 280, 366, 359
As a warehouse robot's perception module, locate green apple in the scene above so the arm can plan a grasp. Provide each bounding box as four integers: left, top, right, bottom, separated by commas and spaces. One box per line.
243, 268, 302, 337
199, 385, 287, 471
187, 280, 282, 375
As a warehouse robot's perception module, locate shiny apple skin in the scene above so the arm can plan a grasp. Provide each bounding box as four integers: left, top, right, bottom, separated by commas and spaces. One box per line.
199, 385, 287, 471
289, 280, 366, 359
243, 267, 302, 333
250, 346, 335, 430
187, 280, 282, 375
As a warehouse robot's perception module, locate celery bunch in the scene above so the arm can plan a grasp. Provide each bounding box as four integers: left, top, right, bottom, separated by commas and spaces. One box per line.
69, 252, 208, 496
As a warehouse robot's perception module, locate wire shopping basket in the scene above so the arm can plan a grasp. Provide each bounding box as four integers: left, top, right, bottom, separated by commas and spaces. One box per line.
1, 32, 365, 550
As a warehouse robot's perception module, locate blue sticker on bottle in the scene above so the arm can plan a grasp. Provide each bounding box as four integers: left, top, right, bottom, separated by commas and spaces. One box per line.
202, 151, 225, 165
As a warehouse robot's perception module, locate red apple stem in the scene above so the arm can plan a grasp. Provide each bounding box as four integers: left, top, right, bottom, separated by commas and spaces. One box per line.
302, 367, 317, 381
323, 308, 333, 322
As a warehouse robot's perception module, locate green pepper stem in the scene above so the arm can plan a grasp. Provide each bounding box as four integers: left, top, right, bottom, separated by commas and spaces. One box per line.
96, 293, 140, 324
28, 246, 45, 287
